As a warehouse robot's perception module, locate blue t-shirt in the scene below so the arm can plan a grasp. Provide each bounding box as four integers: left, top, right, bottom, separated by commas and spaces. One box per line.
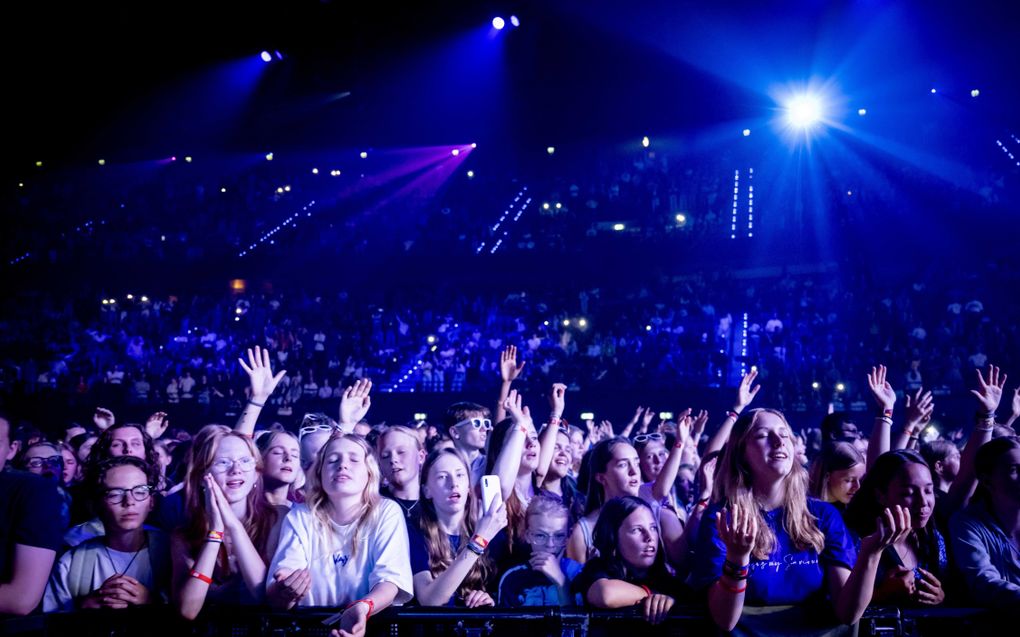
497, 557, 583, 607
408, 525, 462, 606
691, 499, 856, 606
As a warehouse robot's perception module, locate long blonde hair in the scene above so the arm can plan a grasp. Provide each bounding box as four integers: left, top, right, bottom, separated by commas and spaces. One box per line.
305, 432, 381, 561
713, 408, 824, 560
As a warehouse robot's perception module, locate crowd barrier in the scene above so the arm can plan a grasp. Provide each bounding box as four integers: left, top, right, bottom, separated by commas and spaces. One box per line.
2, 605, 1004, 637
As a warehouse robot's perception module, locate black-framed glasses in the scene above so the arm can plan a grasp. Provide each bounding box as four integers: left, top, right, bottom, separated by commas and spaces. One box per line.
633, 433, 665, 443
103, 484, 154, 504
455, 418, 492, 431
25, 456, 64, 470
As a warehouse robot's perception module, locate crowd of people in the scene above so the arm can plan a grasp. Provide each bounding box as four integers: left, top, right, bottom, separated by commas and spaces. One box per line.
2, 342, 1018, 635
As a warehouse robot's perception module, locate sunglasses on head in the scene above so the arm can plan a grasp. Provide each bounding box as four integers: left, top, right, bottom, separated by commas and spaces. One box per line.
633, 433, 665, 443
455, 417, 492, 431
299, 422, 337, 440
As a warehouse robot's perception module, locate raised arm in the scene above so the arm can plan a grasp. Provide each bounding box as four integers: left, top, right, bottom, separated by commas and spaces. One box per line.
652, 412, 691, 502
705, 370, 760, 457
706, 507, 758, 632
894, 389, 933, 451
535, 383, 566, 487
493, 390, 530, 501
946, 365, 1005, 514
235, 346, 287, 437
620, 406, 645, 439
495, 345, 525, 423
338, 379, 373, 434
1003, 386, 1020, 430
866, 365, 897, 468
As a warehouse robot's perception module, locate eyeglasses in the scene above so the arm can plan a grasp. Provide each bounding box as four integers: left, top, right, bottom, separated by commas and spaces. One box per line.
528, 531, 569, 546
299, 423, 337, 440
454, 418, 492, 431
103, 485, 154, 504
633, 433, 664, 443
25, 456, 64, 470
211, 456, 257, 473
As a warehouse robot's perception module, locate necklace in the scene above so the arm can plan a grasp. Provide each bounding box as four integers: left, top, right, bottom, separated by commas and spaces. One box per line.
395, 498, 419, 517
104, 540, 145, 576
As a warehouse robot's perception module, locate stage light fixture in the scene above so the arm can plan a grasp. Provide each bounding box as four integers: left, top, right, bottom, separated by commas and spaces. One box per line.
467, 170, 474, 178
360, 151, 368, 159
784, 94, 823, 129
546, 146, 555, 155
451, 149, 460, 156
492, 17, 505, 30
260, 51, 272, 62
970, 89, 980, 97
641, 136, 650, 148
742, 129, 751, 137
510, 16, 520, 27
858, 108, 867, 116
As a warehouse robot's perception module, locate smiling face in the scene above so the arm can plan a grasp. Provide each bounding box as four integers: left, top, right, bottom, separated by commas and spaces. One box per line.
210, 435, 258, 504
596, 442, 641, 499
99, 464, 154, 532
617, 506, 659, 571
320, 437, 370, 500
378, 430, 424, 490
548, 432, 573, 479
262, 433, 301, 485
422, 452, 470, 516
879, 462, 935, 530
743, 411, 794, 485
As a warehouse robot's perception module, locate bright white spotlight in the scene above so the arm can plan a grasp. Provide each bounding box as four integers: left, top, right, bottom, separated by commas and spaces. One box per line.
858, 108, 867, 116
510, 15, 520, 27
785, 94, 823, 129
641, 136, 650, 148
360, 151, 368, 159
260, 51, 272, 63
742, 129, 751, 137
492, 17, 505, 30
970, 89, 980, 98
451, 149, 460, 156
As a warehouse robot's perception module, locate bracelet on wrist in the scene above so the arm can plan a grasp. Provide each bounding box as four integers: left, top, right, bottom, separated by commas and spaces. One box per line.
189, 569, 213, 584
470, 534, 490, 549
717, 578, 747, 594
726, 410, 740, 420
207, 530, 225, 542
639, 584, 652, 598
347, 598, 374, 617
465, 541, 486, 556
881, 408, 894, 419
248, 399, 266, 408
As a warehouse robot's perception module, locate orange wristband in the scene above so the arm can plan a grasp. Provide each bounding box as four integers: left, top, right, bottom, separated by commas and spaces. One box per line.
189, 569, 213, 584
471, 534, 490, 549
347, 598, 374, 617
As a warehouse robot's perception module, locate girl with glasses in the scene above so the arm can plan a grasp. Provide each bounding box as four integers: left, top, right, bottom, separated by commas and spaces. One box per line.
45, 456, 169, 612
172, 427, 281, 620
497, 494, 581, 606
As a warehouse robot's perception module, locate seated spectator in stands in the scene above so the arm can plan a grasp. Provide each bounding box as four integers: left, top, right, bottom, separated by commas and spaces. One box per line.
0, 410, 69, 615
568, 437, 642, 564
172, 427, 282, 619
949, 436, 1020, 608
845, 450, 949, 607
44, 456, 169, 612
267, 433, 412, 635
808, 442, 865, 512
256, 431, 301, 508
377, 426, 426, 528
691, 408, 908, 632
444, 402, 492, 487
498, 494, 581, 606
410, 448, 506, 607
572, 496, 676, 624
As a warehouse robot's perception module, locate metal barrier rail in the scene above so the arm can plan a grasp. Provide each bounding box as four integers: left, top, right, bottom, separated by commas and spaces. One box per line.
0, 605, 1001, 637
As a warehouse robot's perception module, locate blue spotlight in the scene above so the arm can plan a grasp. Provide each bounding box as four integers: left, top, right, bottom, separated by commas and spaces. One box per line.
510, 15, 520, 27
260, 51, 272, 63
784, 94, 823, 129
492, 16, 505, 30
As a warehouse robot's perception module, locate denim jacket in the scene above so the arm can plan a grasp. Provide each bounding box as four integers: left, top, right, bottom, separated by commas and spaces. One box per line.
949, 499, 1020, 608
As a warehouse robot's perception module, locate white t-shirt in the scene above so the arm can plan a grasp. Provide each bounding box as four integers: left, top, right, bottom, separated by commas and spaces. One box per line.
44, 539, 157, 612
268, 499, 413, 607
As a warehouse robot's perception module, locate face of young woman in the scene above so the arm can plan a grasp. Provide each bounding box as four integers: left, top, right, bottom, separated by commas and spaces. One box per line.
880, 462, 936, 530
423, 453, 470, 516
23, 445, 62, 481
100, 465, 154, 531
262, 433, 300, 485
378, 432, 423, 489
938, 447, 961, 483
826, 464, 865, 505
617, 506, 659, 571
526, 512, 569, 556
110, 427, 146, 459
320, 437, 370, 500
519, 422, 540, 474
985, 448, 1020, 504
61, 447, 79, 484
743, 412, 794, 484
639, 441, 668, 482
210, 436, 258, 504
596, 443, 641, 499
548, 432, 573, 479
569, 431, 585, 465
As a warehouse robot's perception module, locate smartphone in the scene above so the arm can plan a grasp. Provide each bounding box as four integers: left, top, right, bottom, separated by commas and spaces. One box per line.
659, 411, 674, 421
480, 475, 501, 511
579, 412, 594, 421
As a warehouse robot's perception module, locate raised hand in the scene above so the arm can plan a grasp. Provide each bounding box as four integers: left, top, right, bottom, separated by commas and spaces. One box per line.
691, 409, 709, 441
549, 383, 567, 419
339, 379, 373, 429
716, 507, 757, 562
238, 345, 287, 402
734, 369, 761, 412
867, 365, 896, 412
203, 474, 227, 533
904, 389, 934, 434
640, 407, 656, 430
697, 456, 718, 501
93, 407, 115, 431
475, 495, 509, 543
145, 411, 169, 439
676, 413, 693, 446
642, 592, 675, 625
861, 505, 912, 556
1011, 387, 1020, 420
500, 345, 526, 382
598, 420, 613, 441
970, 365, 1007, 414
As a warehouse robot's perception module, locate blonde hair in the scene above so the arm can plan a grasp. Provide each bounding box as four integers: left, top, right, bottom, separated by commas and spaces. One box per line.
713, 408, 825, 560
377, 425, 425, 454
306, 433, 381, 561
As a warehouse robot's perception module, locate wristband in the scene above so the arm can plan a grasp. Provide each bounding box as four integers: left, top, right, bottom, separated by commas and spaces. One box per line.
550, 416, 562, 425
470, 534, 489, 549
881, 408, 894, 419
717, 579, 747, 594
877, 416, 893, 425
726, 410, 740, 421
465, 541, 485, 556
519, 425, 528, 435
207, 530, 225, 542
347, 598, 374, 617
248, 399, 266, 408
639, 585, 652, 598
189, 570, 213, 584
